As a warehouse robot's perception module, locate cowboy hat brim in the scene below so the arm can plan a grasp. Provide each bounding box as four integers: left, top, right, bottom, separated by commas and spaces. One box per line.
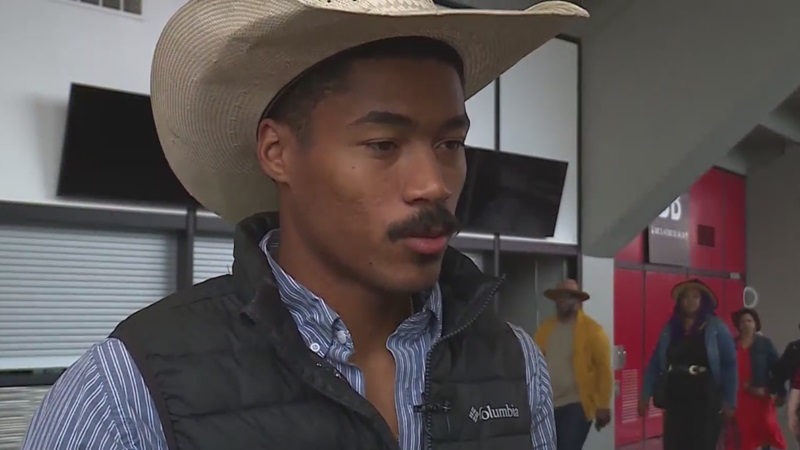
544, 288, 590, 302
150, 0, 588, 223
671, 279, 718, 307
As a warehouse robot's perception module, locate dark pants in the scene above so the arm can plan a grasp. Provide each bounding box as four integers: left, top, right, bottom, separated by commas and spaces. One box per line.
554, 402, 592, 450
662, 374, 721, 450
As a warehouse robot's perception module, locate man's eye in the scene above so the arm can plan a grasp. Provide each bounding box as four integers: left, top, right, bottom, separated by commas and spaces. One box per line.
367, 141, 399, 153
441, 140, 465, 151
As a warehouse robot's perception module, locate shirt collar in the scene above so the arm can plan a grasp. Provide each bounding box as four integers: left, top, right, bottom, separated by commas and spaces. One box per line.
259, 229, 442, 355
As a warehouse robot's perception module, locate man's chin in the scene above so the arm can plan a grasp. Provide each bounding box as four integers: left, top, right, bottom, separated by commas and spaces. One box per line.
386, 265, 442, 295
409, 248, 447, 266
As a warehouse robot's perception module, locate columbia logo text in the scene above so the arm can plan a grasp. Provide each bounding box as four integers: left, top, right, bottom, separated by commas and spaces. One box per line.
468, 404, 520, 423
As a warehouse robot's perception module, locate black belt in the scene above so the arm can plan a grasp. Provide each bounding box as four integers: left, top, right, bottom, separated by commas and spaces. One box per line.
668, 364, 708, 375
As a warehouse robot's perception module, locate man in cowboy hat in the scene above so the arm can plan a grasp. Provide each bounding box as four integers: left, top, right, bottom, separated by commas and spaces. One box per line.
534, 279, 613, 450
23, 1, 588, 449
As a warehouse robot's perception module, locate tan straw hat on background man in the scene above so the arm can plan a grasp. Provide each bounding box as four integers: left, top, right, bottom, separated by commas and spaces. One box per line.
150, 0, 589, 223
544, 279, 590, 302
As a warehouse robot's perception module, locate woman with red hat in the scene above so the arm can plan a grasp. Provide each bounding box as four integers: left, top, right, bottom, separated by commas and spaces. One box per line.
638, 279, 737, 450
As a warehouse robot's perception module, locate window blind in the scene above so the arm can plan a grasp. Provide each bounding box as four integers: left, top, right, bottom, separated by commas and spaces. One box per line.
0, 224, 175, 371
193, 235, 234, 285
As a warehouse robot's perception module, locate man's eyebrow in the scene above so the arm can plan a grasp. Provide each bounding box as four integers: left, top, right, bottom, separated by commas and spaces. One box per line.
348, 111, 470, 131
349, 111, 415, 128
440, 113, 470, 132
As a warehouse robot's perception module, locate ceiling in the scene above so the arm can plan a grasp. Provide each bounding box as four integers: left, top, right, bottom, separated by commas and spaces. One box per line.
562, 0, 800, 174
434, 0, 800, 173
723, 86, 800, 174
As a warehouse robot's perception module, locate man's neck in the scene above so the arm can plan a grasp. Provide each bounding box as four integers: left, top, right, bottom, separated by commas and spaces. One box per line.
557, 313, 576, 324
275, 230, 412, 356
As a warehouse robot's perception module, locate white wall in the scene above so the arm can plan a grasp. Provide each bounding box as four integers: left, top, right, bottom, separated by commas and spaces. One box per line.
464, 81, 496, 151
500, 39, 580, 245
747, 144, 800, 449
579, 255, 615, 450
0, 0, 189, 214
748, 145, 800, 350
0, 1, 578, 238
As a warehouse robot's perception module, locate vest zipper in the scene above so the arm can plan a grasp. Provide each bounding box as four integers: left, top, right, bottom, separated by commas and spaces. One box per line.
308, 358, 400, 450
421, 276, 505, 450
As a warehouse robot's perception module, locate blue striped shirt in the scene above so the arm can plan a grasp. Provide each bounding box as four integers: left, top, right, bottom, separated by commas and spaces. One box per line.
23, 230, 556, 449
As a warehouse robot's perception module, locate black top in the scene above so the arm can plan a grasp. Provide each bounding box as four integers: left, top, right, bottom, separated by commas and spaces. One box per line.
668, 331, 710, 367
666, 331, 712, 407
110, 212, 535, 450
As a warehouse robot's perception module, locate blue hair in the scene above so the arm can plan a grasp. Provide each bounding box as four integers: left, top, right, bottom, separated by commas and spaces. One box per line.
669, 290, 716, 342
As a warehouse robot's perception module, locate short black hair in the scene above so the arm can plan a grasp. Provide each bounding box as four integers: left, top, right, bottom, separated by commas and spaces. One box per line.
263, 36, 465, 146
732, 307, 762, 332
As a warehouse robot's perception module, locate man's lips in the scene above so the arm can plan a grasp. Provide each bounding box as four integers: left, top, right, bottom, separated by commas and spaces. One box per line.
407, 229, 447, 239
401, 232, 450, 255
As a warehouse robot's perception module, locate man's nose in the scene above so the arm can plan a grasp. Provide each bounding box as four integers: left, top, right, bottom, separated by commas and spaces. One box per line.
401, 148, 452, 204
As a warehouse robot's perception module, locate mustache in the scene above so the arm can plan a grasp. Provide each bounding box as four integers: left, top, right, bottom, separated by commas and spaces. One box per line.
386, 203, 461, 242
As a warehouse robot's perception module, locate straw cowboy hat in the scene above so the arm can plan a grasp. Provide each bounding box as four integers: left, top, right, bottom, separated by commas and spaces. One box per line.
544, 279, 590, 302
150, 0, 589, 223
671, 278, 718, 307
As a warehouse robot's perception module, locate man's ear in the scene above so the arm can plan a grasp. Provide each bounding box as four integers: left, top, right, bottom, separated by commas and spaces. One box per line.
256, 118, 293, 183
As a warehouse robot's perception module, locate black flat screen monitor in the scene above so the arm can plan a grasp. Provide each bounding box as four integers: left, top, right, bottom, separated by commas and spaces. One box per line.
456, 147, 569, 238
57, 83, 197, 208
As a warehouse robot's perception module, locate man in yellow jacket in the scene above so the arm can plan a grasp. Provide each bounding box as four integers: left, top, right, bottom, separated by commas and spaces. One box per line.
535, 279, 613, 450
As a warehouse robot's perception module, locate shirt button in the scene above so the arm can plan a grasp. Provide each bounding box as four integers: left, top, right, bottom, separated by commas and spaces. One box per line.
309, 342, 321, 353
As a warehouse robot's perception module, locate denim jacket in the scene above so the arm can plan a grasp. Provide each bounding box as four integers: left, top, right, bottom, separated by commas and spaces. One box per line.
642, 316, 738, 408
746, 334, 780, 391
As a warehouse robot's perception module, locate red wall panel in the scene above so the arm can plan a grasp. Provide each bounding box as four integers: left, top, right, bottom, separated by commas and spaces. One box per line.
618, 168, 747, 273
643, 271, 687, 438
616, 232, 646, 263
695, 276, 725, 304
723, 173, 747, 274
694, 275, 726, 329
689, 169, 726, 271
613, 269, 645, 447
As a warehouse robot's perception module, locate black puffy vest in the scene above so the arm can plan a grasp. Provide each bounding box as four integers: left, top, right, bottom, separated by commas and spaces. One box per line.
111, 214, 534, 450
